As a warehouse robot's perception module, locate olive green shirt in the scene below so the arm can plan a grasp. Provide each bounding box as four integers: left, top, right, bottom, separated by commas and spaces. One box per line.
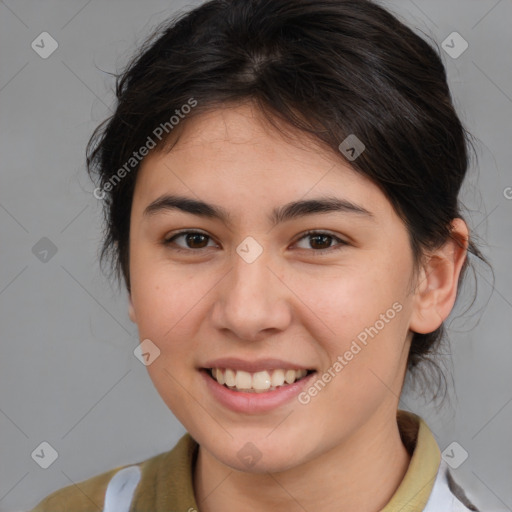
29, 410, 475, 511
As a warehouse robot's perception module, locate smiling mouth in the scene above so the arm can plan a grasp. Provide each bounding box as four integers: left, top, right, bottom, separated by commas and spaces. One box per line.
205, 367, 316, 393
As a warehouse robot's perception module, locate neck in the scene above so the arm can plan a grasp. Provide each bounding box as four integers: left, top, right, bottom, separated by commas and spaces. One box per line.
193, 410, 412, 512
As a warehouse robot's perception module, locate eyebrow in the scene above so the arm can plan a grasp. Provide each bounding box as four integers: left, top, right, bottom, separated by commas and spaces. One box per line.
143, 194, 374, 227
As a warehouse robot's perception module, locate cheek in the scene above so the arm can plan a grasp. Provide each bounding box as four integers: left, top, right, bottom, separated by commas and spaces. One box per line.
130, 246, 201, 332
289, 262, 406, 341
129, 258, 213, 371
291, 262, 410, 392
129, 265, 207, 412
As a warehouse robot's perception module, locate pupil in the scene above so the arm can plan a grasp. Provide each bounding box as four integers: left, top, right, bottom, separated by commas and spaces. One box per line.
312, 235, 330, 249
187, 233, 207, 248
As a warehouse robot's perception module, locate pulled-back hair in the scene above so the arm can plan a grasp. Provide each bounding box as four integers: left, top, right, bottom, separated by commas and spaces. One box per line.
87, 0, 491, 402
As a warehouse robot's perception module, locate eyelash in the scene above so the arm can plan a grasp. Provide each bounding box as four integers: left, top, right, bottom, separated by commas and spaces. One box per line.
162, 229, 348, 255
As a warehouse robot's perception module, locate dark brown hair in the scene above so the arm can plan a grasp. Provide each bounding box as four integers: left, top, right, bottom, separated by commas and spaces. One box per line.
87, 0, 492, 402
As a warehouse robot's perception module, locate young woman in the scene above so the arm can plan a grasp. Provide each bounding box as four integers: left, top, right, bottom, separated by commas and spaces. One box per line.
30, 0, 489, 510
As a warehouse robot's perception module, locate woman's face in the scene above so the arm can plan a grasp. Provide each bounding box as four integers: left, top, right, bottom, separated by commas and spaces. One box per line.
128, 102, 420, 472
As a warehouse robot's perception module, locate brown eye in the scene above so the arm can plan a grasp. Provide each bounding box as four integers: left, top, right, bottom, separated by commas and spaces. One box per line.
183, 233, 209, 249
309, 234, 333, 250
294, 230, 348, 254
163, 231, 216, 252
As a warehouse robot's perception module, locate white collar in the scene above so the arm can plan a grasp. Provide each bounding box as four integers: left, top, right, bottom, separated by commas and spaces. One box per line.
423, 459, 476, 511
103, 465, 141, 512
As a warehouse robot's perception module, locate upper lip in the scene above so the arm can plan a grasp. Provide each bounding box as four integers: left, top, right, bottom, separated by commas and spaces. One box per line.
201, 357, 315, 373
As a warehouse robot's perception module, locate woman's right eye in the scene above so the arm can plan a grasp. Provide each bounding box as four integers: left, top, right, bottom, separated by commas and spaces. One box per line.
163, 231, 217, 252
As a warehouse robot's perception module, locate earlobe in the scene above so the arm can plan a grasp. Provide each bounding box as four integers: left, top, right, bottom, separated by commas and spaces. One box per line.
409, 219, 469, 335
128, 294, 137, 323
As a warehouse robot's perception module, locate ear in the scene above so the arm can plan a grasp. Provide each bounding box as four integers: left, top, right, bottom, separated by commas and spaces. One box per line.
409, 218, 469, 335
128, 293, 137, 323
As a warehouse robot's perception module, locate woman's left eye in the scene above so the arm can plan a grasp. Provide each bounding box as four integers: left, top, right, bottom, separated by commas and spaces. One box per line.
294, 230, 348, 253
162, 230, 348, 254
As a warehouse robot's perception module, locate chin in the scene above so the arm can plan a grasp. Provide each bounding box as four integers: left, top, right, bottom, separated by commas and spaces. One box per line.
222, 452, 302, 474
206, 435, 309, 475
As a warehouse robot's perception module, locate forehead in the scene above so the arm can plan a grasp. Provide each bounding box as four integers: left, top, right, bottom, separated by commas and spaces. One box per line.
132, 103, 391, 222
151, 103, 340, 172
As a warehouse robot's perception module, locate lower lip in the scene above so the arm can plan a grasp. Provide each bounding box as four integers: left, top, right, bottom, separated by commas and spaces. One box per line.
200, 369, 317, 414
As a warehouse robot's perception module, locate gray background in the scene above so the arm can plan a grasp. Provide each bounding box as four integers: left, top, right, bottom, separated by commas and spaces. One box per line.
0, 0, 511, 510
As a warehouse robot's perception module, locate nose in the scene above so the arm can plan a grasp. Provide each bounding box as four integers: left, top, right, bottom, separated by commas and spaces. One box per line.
211, 244, 292, 342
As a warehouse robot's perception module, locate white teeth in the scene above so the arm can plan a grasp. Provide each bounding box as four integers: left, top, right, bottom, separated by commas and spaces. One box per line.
225, 368, 236, 387
235, 370, 252, 390
215, 368, 225, 385
252, 371, 272, 391
271, 369, 285, 387
209, 368, 310, 392
285, 369, 296, 384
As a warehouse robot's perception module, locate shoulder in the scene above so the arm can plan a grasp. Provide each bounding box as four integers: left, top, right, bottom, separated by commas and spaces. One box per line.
28, 451, 169, 512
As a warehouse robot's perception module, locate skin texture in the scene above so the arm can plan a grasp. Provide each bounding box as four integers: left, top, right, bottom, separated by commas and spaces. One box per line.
127, 101, 469, 512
